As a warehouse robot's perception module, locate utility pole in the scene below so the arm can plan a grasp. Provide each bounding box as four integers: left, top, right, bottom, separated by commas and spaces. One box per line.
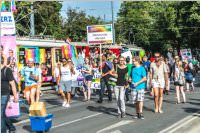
111, 1, 115, 45
30, 2, 35, 37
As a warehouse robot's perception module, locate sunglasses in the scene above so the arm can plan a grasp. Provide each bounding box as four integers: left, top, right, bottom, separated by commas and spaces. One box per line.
120, 60, 124, 61
155, 56, 160, 58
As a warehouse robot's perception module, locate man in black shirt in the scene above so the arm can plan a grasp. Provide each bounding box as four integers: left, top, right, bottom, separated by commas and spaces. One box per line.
97, 54, 113, 103
1, 56, 18, 133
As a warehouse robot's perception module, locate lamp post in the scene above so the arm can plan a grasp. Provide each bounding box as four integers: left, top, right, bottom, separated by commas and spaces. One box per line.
111, 1, 115, 45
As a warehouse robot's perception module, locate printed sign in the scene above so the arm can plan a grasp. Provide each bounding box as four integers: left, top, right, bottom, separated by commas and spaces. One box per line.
87, 24, 113, 44
180, 49, 192, 60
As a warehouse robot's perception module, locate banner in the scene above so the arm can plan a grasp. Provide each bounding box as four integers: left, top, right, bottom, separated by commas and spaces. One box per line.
1, 12, 17, 81
87, 24, 113, 44
180, 49, 192, 60
71, 67, 101, 89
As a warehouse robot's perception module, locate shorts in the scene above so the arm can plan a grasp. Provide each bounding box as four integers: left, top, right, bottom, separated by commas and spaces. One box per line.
24, 85, 38, 92
85, 75, 93, 81
152, 79, 165, 89
60, 80, 72, 92
186, 80, 192, 83
131, 89, 145, 103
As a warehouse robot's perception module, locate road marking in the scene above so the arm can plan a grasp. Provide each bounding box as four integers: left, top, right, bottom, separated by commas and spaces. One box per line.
96, 120, 134, 133
110, 130, 122, 133
158, 112, 200, 133
14, 119, 30, 126
52, 113, 102, 129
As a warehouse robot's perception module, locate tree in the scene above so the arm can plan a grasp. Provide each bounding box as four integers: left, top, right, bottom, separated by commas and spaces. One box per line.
116, 1, 200, 54
15, 1, 63, 39
62, 8, 104, 42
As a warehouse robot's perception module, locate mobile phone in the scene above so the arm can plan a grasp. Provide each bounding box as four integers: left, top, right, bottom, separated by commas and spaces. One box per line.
30, 71, 33, 75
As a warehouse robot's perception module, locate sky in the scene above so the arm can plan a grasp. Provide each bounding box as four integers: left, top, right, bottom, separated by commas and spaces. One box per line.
61, 0, 121, 22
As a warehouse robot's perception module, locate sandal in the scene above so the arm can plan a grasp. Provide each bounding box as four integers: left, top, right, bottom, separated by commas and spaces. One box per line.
158, 110, 164, 114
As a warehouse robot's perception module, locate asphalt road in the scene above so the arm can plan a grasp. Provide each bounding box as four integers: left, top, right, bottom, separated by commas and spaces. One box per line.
14, 74, 200, 133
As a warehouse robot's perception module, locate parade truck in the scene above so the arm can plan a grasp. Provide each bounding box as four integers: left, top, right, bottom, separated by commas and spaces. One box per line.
16, 38, 88, 90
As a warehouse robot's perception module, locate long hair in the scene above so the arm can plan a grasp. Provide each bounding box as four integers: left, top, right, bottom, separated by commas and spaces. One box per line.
178, 61, 184, 72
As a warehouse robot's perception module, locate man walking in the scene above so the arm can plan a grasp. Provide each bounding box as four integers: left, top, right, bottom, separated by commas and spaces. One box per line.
130, 56, 147, 119
97, 54, 113, 103
150, 52, 168, 113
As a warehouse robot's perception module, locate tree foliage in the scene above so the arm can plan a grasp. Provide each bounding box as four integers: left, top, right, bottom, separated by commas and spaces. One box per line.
116, 1, 200, 53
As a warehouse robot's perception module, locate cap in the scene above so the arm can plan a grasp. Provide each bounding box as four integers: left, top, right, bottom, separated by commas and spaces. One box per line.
67, 59, 72, 62
62, 58, 67, 62
28, 58, 34, 62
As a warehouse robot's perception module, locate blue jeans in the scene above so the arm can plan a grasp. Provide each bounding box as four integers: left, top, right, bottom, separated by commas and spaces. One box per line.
1, 95, 16, 133
99, 78, 112, 101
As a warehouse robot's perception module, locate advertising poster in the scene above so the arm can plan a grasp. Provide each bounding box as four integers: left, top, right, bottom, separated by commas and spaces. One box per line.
1, 12, 17, 81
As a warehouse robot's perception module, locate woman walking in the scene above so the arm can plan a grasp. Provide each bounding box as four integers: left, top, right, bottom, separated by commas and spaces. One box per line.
174, 61, 186, 104
184, 60, 195, 92
82, 57, 93, 101
110, 57, 128, 118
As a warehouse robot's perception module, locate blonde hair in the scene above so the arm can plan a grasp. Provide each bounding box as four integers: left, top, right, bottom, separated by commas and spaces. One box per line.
178, 61, 184, 72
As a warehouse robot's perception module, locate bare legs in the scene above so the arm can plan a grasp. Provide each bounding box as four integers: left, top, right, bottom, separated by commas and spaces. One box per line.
176, 86, 186, 103
83, 80, 92, 101
153, 88, 163, 113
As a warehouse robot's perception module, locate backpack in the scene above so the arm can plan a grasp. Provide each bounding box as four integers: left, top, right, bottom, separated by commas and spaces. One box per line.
3, 67, 19, 95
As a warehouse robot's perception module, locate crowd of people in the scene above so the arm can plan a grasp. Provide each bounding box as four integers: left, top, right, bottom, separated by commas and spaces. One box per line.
1, 44, 200, 132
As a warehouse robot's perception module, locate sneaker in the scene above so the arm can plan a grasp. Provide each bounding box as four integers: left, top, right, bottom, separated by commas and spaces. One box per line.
65, 103, 70, 108
121, 112, 126, 118
97, 100, 103, 103
62, 101, 67, 107
117, 113, 121, 118
139, 113, 144, 120
133, 113, 139, 119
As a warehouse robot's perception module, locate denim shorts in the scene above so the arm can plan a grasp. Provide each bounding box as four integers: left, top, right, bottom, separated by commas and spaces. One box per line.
85, 75, 93, 81
60, 80, 72, 92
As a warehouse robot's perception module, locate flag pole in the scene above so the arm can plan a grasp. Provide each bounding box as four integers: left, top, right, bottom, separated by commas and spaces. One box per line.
100, 43, 102, 74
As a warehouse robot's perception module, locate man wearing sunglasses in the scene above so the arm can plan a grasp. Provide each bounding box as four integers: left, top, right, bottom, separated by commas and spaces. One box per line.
150, 52, 168, 113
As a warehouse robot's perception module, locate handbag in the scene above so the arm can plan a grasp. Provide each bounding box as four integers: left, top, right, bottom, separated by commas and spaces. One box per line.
77, 73, 84, 81
5, 100, 20, 118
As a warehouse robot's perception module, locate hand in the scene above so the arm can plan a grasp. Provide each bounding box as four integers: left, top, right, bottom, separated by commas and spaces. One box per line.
133, 82, 139, 87
13, 97, 18, 103
101, 73, 105, 77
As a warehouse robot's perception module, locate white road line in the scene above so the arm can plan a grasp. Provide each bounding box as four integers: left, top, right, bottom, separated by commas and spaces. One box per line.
158, 112, 200, 133
52, 113, 102, 129
96, 120, 134, 133
14, 119, 30, 126
110, 130, 122, 133
167, 117, 199, 133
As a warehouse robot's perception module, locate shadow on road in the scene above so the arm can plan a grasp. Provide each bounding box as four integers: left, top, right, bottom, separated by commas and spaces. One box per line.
182, 107, 200, 113
22, 125, 32, 132
87, 105, 118, 116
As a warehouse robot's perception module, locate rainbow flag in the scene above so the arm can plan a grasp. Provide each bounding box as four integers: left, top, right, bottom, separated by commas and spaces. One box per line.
1, 0, 7, 12
68, 44, 72, 58
74, 46, 78, 58
11, 0, 17, 13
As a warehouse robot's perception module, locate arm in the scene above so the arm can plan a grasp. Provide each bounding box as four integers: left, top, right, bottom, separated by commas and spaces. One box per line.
9, 81, 18, 103
135, 76, 147, 87
149, 65, 153, 88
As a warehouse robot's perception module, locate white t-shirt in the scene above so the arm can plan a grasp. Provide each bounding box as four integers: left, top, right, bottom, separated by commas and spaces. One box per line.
175, 67, 184, 81
55, 66, 72, 81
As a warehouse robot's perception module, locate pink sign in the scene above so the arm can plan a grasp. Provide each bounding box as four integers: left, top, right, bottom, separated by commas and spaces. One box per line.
1, 12, 17, 81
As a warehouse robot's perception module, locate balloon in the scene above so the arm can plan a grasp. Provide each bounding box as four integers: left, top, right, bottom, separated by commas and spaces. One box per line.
139, 50, 145, 58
